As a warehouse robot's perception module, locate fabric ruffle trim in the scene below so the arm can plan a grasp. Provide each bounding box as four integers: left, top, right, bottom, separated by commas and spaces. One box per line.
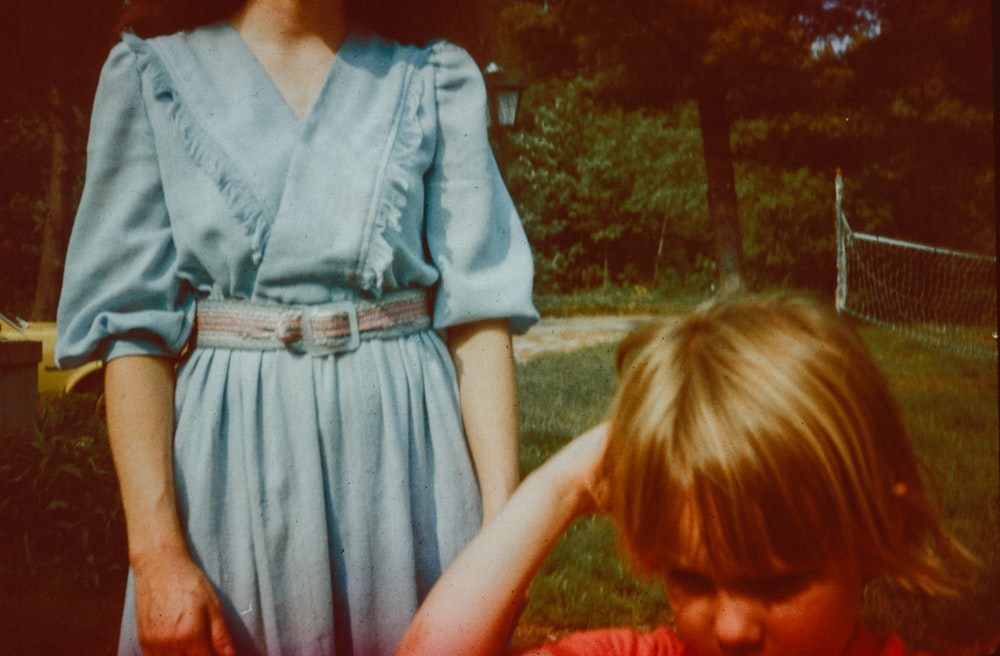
123, 33, 272, 267
357, 48, 429, 295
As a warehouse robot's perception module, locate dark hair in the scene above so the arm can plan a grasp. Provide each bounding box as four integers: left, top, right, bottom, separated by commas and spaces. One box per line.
116, 0, 483, 50
115, 0, 242, 38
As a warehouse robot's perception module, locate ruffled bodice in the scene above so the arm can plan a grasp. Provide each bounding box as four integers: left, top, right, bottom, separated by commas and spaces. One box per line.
56, 23, 537, 368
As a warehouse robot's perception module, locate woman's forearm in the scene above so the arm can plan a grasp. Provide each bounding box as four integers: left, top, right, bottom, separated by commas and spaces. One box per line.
105, 355, 236, 654
104, 355, 188, 563
447, 318, 520, 524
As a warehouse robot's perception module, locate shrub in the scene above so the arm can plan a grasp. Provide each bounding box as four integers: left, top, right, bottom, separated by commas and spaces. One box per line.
0, 394, 125, 590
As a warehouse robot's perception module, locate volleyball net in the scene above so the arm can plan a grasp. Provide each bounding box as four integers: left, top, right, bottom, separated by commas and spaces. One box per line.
835, 171, 997, 360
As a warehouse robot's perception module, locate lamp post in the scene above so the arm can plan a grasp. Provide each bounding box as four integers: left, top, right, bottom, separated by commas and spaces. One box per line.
483, 62, 524, 181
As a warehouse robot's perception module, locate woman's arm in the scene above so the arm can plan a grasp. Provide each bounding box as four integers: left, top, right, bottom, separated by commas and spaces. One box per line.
396, 423, 610, 656
447, 318, 521, 525
105, 355, 235, 656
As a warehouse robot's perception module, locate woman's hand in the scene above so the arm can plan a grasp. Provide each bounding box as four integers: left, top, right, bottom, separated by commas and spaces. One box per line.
104, 356, 234, 655
133, 549, 235, 656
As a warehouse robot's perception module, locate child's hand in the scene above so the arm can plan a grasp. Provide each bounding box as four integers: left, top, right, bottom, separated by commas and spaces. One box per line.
535, 422, 611, 518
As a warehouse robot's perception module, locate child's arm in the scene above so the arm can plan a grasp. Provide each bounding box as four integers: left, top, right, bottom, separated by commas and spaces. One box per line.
395, 423, 610, 656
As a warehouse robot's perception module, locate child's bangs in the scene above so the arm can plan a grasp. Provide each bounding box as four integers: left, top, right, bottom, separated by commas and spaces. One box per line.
609, 315, 854, 579
692, 471, 848, 577
625, 438, 854, 581
610, 293, 977, 596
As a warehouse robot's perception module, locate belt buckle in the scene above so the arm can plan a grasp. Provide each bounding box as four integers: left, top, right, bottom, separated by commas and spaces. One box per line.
302, 301, 360, 356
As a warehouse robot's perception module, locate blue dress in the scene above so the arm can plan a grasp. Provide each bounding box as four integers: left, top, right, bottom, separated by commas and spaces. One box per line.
56, 23, 537, 656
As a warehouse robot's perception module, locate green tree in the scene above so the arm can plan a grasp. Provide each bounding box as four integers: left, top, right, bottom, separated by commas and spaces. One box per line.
0, 115, 50, 316
496, 0, 880, 292
0, 1, 122, 319
840, 0, 994, 253
508, 80, 708, 292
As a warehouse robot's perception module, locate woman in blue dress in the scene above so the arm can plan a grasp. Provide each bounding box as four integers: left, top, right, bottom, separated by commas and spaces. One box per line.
55, 0, 538, 654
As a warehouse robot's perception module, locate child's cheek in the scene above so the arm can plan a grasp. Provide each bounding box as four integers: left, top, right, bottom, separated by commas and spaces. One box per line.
762, 581, 864, 656
666, 595, 717, 654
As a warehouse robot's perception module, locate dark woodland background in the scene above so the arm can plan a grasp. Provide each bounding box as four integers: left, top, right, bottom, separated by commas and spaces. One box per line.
0, 0, 994, 318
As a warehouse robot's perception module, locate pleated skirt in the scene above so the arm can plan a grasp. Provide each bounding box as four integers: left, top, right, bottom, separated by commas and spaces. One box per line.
116, 330, 482, 655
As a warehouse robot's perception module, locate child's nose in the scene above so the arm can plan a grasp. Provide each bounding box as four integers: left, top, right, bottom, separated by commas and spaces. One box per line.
713, 593, 764, 650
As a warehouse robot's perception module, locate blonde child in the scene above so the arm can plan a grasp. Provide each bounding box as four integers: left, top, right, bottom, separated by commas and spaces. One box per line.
396, 292, 975, 656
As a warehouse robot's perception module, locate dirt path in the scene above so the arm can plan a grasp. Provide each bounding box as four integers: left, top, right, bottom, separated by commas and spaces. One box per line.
512, 315, 654, 362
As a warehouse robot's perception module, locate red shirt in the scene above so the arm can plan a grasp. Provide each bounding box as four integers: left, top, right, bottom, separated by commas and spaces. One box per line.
524, 626, 928, 656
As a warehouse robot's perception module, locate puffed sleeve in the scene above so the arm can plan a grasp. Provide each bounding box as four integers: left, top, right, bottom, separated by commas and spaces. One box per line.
424, 41, 539, 335
55, 40, 192, 369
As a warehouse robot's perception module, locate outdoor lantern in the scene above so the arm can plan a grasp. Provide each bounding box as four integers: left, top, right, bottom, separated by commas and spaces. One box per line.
483, 62, 524, 128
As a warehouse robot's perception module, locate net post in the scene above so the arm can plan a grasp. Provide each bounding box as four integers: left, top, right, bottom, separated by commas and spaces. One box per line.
835, 168, 846, 314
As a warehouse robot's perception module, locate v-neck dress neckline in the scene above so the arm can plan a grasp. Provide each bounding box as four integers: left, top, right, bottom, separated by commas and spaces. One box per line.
223, 21, 354, 130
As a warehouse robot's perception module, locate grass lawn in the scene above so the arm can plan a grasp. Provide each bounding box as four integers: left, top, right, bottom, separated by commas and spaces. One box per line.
512, 322, 1000, 655
1, 316, 996, 654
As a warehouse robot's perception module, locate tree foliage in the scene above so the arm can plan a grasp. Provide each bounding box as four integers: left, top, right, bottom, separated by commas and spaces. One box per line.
0, 0, 122, 319
494, 0, 883, 292
492, 0, 993, 294
840, 0, 995, 253
0, 1, 993, 309
507, 81, 710, 291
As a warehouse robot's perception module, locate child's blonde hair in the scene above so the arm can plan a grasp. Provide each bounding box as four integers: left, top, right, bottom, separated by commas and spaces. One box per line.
606, 292, 974, 595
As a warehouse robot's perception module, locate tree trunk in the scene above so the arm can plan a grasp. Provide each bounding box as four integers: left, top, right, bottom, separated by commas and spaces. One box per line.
695, 80, 744, 294
31, 86, 74, 321
654, 213, 667, 284
603, 244, 610, 288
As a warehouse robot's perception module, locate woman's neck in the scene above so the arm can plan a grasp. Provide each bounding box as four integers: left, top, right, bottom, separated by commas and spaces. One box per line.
230, 0, 349, 122
231, 0, 347, 47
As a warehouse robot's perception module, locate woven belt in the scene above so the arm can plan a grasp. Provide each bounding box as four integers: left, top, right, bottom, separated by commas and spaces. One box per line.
194, 289, 431, 355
